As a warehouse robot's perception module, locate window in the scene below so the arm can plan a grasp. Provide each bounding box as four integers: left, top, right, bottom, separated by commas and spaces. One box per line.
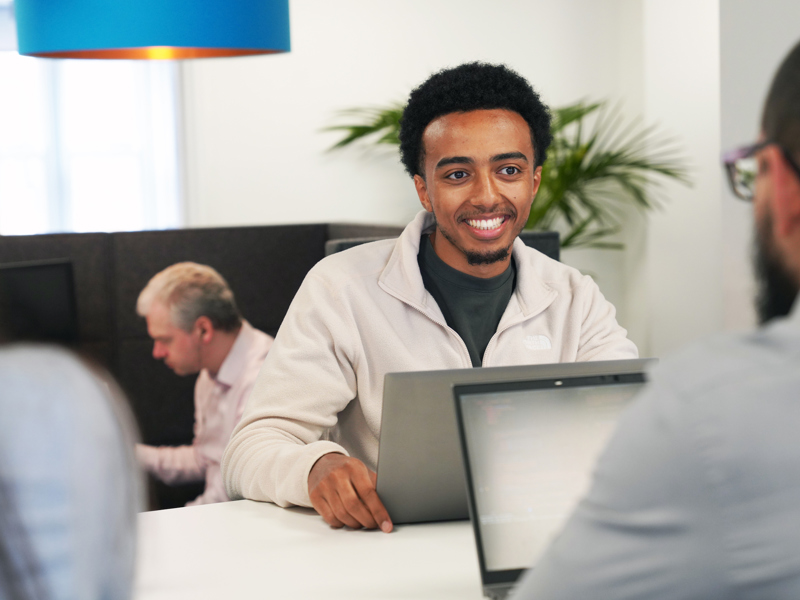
0, 2, 183, 235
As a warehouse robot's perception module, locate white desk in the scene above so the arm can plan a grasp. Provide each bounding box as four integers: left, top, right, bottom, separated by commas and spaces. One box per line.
134, 500, 485, 600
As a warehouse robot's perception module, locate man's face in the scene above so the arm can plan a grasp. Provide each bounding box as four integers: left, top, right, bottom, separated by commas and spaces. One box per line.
753, 147, 799, 324
145, 300, 202, 376
414, 109, 541, 277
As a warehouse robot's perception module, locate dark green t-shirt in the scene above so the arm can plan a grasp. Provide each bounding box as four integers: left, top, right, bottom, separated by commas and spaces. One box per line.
417, 235, 516, 367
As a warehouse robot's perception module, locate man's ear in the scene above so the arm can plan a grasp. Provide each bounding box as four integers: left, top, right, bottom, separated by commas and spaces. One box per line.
531, 165, 543, 200
194, 316, 214, 343
414, 174, 433, 213
769, 146, 800, 238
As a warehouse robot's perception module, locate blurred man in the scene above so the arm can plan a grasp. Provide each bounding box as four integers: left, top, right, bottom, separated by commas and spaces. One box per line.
0, 346, 141, 600
513, 39, 800, 599
223, 63, 637, 532
136, 262, 272, 506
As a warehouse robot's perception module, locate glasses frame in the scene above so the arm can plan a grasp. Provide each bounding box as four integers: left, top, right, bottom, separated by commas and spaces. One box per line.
722, 140, 800, 201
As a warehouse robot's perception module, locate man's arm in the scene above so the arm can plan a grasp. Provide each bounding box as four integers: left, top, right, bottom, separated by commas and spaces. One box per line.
135, 443, 204, 484
222, 270, 389, 530
511, 379, 726, 600
575, 276, 639, 361
136, 371, 210, 485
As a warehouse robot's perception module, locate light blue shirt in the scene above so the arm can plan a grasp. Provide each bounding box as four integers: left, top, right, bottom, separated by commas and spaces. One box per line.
0, 346, 142, 600
514, 302, 800, 599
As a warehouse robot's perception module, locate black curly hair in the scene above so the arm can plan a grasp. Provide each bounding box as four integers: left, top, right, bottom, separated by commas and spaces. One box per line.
399, 62, 552, 179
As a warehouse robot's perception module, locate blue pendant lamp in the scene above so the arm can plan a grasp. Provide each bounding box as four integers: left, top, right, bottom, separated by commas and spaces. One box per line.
13, 0, 290, 59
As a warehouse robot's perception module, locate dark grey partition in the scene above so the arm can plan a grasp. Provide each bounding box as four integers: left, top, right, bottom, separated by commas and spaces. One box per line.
0, 232, 115, 367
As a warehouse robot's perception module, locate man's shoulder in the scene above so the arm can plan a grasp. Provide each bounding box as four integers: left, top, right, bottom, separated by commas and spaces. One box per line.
512, 242, 590, 290
306, 238, 399, 286
648, 320, 800, 404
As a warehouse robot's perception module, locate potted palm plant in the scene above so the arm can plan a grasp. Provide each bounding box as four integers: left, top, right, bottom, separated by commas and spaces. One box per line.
325, 100, 690, 249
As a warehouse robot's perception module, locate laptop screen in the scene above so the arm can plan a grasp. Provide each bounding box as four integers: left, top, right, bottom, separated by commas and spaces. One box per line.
455, 373, 645, 582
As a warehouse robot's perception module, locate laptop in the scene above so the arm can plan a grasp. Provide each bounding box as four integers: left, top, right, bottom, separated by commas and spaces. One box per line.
376, 359, 652, 525
453, 359, 653, 599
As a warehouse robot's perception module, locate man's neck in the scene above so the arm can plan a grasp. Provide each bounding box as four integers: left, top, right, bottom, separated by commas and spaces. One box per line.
203, 323, 242, 378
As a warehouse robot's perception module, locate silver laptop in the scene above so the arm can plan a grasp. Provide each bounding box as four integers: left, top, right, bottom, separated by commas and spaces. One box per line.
376, 359, 652, 525
453, 359, 653, 599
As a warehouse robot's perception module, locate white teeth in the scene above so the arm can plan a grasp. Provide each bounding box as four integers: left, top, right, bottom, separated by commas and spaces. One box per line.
466, 217, 504, 230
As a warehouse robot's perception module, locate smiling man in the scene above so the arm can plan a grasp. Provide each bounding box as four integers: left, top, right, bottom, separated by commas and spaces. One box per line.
222, 63, 637, 531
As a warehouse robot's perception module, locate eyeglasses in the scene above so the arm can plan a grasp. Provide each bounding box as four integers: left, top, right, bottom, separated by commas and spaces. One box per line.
722, 140, 800, 201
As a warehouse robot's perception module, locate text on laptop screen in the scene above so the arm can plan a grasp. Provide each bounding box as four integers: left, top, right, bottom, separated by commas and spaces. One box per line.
459, 381, 645, 572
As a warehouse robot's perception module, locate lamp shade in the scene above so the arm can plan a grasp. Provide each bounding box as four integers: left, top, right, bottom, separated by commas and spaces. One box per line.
14, 0, 290, 59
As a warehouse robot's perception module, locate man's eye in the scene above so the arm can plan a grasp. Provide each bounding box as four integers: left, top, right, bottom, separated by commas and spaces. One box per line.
500, 166, 520, 176
446, 170, 468, 180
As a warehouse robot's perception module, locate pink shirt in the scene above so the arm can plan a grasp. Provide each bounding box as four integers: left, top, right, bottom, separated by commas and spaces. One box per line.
137, 321, 273, 506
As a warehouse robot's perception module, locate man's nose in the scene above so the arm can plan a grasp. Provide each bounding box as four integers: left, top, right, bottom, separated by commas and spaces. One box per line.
472, 172, 502, 208
152, 342, 165, 360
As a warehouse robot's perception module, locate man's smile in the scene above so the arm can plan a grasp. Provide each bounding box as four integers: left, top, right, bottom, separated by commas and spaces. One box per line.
463, 215, 508, 231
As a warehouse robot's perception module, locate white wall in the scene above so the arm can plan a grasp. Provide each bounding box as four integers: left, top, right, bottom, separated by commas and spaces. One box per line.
634, 0, 723, 357
720, 0, 800, 331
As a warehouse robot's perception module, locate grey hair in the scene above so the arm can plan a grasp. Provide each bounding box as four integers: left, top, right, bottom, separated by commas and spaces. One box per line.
136, 262, 242, 333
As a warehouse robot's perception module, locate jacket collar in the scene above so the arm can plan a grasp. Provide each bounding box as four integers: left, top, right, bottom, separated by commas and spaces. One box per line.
379, 210, 557, 321
213, 320, 256, 387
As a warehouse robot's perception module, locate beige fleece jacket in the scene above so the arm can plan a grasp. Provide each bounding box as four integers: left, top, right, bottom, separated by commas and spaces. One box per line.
222, 211, 638, 508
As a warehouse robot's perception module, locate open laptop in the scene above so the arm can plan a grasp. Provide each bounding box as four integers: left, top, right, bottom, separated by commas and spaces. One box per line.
376, 359, 652, 525
453, 359, 653, 599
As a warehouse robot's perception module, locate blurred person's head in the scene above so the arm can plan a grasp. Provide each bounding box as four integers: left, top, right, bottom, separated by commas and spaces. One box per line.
0, 345, 142, 600
753, 40, 800, 323
136, 263, 242, 376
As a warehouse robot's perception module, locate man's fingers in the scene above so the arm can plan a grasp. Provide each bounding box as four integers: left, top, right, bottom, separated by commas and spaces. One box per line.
312, 496, 346, 529
351, 465, 393, 533
336, 479, 379, 529
324, 488, 365, 530
308, 454, 393, 532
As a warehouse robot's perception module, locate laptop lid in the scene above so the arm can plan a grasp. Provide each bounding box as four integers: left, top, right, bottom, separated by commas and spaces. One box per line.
453, 359, 652, 593
377, 359, 652, 525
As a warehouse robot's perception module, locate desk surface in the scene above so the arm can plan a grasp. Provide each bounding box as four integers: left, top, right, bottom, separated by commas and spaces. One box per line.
134, 500, 485, 600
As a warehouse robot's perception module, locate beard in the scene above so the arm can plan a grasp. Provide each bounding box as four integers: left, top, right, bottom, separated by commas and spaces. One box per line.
432, 209, 523, 266
754, 208, 799, 324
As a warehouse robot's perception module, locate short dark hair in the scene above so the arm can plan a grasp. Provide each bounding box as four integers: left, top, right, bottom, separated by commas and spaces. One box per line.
762, 39, 800, 161
398, 62, 552, 178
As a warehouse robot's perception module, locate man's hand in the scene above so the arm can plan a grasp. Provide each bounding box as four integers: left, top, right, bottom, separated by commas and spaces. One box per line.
308, 453, 393, 533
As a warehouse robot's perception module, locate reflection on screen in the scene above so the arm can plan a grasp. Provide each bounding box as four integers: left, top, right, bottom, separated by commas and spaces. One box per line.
461, 382, 644, 572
